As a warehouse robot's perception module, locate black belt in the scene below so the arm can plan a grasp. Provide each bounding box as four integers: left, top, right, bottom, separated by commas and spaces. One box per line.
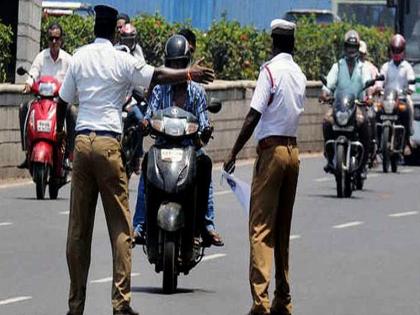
258, 136, 297, 151
76, 129, 121, 140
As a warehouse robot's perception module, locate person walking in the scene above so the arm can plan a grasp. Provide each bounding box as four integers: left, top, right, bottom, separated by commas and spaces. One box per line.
223, 19, 306, 315
56, 5, 214, 315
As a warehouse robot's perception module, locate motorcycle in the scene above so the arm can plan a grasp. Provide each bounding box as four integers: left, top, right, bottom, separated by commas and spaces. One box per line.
142, 100, 221, 294
376, 81, 414, 173
17, 67, 69, 199
320, 76, 380, 198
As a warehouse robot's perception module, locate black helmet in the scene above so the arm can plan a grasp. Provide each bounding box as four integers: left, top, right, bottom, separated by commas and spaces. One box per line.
164, 34, 191, 67
344, 30, 360, 59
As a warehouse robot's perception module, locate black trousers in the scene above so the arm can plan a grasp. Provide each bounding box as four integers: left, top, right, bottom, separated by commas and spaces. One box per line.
19, 101, 77, 156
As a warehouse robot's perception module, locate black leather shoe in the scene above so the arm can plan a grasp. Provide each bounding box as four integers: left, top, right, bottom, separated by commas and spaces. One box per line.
17, 158, 28, 169
113, 306, 139, 315
202, 230, 224, 247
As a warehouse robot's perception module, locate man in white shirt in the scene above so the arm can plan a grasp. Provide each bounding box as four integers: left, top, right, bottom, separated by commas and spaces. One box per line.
18, 22, 75, 169
224, 19, 306, 315
57, 5, 214, 315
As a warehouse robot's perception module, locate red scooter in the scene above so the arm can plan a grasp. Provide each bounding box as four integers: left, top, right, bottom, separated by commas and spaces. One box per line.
17, 67, 69, 199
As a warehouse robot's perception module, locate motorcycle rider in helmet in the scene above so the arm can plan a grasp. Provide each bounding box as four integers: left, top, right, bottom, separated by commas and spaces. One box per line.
319, 30, 372, 176
133, 34, 224, 247
378, 34, 415, 155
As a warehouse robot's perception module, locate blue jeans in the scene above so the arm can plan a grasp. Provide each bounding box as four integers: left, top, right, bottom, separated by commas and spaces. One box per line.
133, 175, 216, 234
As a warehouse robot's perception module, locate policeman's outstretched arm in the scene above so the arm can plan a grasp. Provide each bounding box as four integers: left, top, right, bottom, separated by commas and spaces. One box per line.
223, 108, 261, 173
151, 58, 214, 85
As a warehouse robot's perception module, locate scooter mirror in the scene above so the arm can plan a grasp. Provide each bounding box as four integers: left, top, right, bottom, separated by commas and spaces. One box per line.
208, 97, 222, 114
408, 79, 416, 85
16, 67, 27, 76
320, 75, 327, 86
376, 74, 385, 81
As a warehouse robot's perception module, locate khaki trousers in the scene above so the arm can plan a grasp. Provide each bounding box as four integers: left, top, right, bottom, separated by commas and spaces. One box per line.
249, 144, 299, 315
67, 133, 132, 314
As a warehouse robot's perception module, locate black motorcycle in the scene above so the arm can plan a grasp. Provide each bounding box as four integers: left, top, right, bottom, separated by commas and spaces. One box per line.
142, 100, 221, 294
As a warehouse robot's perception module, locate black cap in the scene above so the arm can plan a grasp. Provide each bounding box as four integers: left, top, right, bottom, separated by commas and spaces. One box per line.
117, 13, 130, 23
94, 5, 118, 22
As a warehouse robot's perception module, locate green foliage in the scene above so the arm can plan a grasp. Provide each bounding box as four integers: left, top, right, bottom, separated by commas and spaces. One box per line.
38, 13, 393, 81
0, 21, 13, 83
41, 15, 94, 54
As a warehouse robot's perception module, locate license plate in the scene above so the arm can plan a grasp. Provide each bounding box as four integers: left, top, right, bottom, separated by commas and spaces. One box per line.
161, 149, 183, 162
380, 115, 398, 120
333, 125, 354, 132
37, 120, 52, 132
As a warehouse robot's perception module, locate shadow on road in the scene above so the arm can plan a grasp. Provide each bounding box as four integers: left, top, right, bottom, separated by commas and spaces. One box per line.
306, 193, 363, 200
131, 286, 215, 295
13, 197, 68, 201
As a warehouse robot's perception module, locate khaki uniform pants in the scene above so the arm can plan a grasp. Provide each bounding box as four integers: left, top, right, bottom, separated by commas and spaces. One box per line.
67, 134, 132, 314
249, 144, 299, 315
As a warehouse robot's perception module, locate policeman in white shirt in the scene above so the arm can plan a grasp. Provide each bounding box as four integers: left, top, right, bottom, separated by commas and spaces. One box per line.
56, 5, 214, 315
224, 19, 306, 315
18, 22, 76, 169
380, 34, 415, 154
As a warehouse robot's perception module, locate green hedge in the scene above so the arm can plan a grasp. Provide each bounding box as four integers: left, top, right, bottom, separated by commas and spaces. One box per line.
0, 20, 13, 83
40, 14, 393, 81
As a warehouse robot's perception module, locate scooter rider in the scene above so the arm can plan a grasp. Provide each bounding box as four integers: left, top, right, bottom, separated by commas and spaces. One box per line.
319, 30, 371, 175
18, 22, 76, 169
379, 34, 415, 154
134, 34, 224, 247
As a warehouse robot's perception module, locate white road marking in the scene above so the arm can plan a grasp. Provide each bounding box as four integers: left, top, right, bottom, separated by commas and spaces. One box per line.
0, 180, 32, 189
314, 177, 332, 183
59, 211, 70, 215
367, 173, 380, 178
400, 169, 414, 174
290, 234, 301, 240
201, 253, 226, 262
333, 221, 364, 229
0, 222, 13, 227
90, 273, 140, 284
389, 211, 418, 218
0, 296, 32, 306
214, 190, 231, 196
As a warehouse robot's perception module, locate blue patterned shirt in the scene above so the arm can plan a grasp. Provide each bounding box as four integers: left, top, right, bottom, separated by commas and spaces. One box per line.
145, 82, 209, 131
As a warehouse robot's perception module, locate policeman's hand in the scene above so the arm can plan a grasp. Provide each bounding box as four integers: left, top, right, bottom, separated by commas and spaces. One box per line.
223, 153, 236, 174
189, 58, 215, 84
22, 84, 31, 94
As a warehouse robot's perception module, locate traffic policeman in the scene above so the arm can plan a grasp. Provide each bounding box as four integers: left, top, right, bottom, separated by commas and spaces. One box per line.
224, 19, 306, 315
56, 5, 214, 315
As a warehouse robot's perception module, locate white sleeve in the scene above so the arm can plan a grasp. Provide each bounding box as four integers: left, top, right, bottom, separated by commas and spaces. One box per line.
407, 64, 416, 93
59, 61, 77, 104
26, 52, 43, 85
323, 63, 338, 94
125, 54, 154, 90
250, 68, 272, 114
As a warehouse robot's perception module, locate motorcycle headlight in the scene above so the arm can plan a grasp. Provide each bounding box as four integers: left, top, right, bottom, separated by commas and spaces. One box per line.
163, 117, 186, 136
336, 110, 350, 126
384, 99, 395, 114
185, 122, 199, 135
38, 82, 56, 97
150, 118, 164, 132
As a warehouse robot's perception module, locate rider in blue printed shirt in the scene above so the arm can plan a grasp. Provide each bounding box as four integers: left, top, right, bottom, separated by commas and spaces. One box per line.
133, 34, 224, 247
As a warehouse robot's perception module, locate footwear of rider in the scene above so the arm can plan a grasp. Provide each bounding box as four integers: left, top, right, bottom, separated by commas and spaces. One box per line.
323, 163, 334, 173
113, 306, 139, 315
133, 230, 146, 245
203, 230, 224, 247
17, 158, 28, 169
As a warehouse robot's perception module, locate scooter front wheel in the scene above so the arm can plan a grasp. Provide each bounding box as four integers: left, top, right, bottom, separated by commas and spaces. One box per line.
33, 163, 49, 200
162, 232, 178, 294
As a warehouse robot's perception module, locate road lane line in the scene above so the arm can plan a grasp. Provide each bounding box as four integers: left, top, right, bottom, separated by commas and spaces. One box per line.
202, 253, 226, 262
400, 169, 414, 174
389, 211, 418, 217
0, 222, 13, 227
90, 273, 140, 284
59, 211, 70, 215
290, 234, 301, 240
214, 190, 231, 196
367, 173, 379, 178
333, 221, 364, 229
314, 177, 332, 183
0, 296, 32, 306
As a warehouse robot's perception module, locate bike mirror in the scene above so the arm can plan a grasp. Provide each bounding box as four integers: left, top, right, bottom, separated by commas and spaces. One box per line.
375, 74, 385, 81
320, 75, 327, 86
408, 79, 416, 85
364, 79, 375, 90
208, 97, 222, 114
16, 66, 27, 76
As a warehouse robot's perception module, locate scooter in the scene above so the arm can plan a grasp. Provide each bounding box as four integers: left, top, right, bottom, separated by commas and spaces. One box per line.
17, 67, 69, 199
142, 100, 221, 294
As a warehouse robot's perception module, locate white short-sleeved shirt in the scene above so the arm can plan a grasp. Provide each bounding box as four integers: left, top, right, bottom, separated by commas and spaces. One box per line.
250, 53, 306, 140
26, 48, 72, 85
380, 60, 416, 93
59, 38, 154, 133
